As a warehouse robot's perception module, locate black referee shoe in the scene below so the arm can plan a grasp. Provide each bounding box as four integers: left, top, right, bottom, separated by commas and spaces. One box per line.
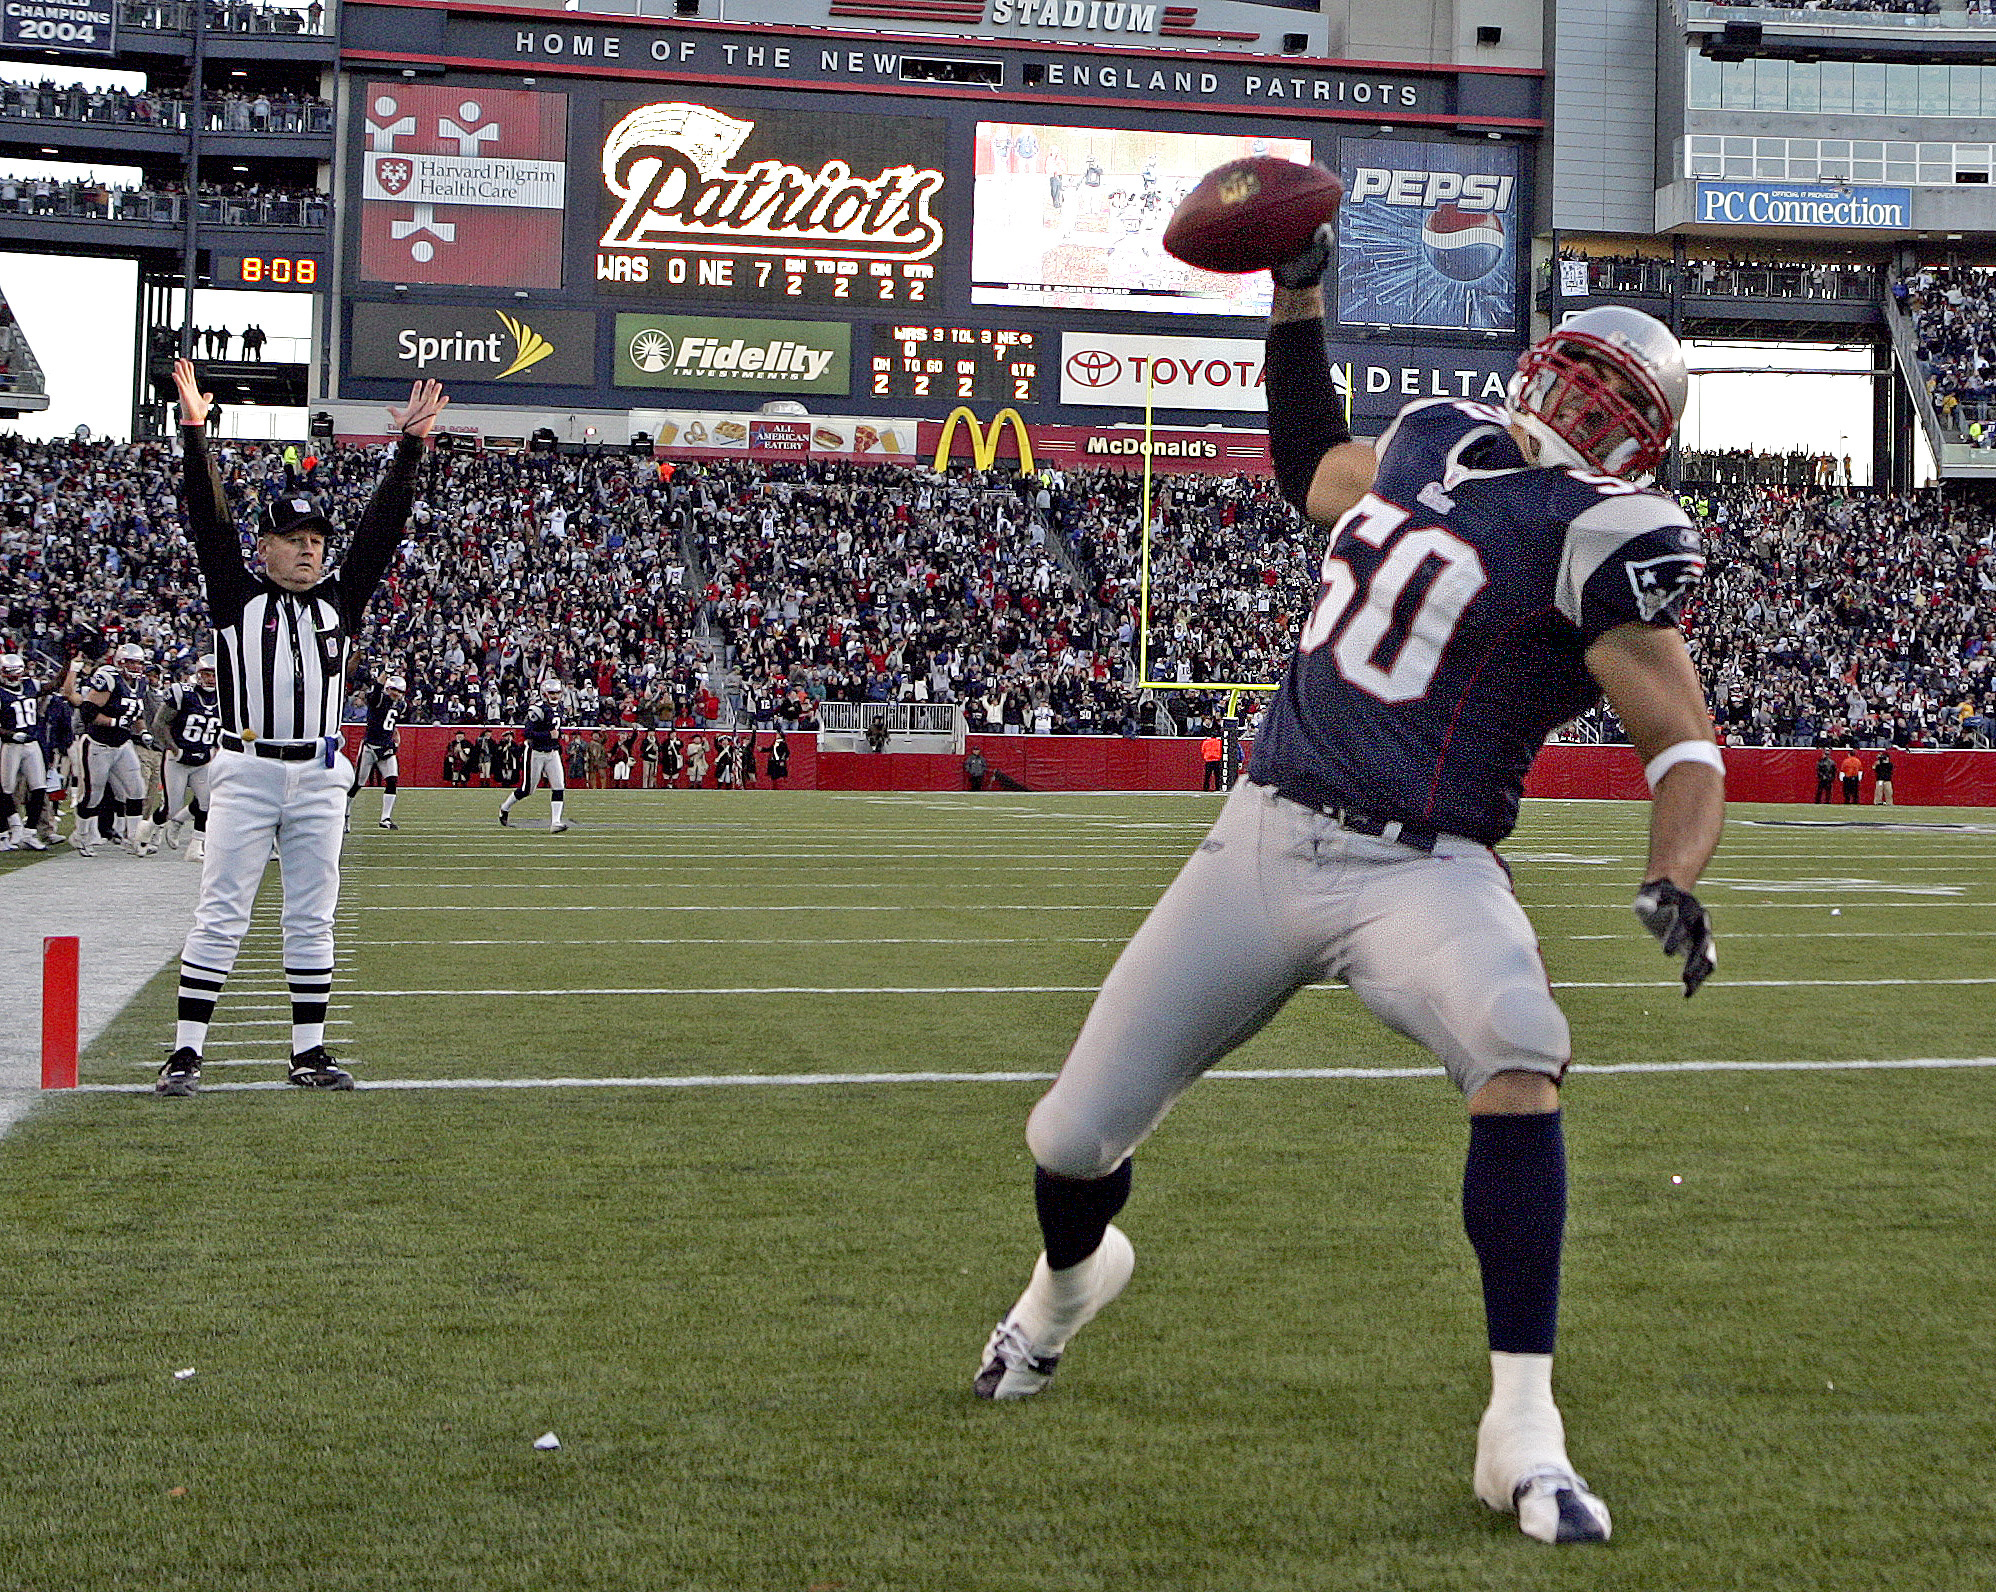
288, 1047, 356, 1090
155, 1048, 202, 1097
378, 818, 399, 830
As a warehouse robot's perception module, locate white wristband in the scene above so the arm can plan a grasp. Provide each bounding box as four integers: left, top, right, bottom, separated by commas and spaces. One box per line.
1644, 739, 1726, 793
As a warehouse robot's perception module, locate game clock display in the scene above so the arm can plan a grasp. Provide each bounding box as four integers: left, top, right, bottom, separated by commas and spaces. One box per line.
870, 325, 1039, 402
215, 254, 324, 289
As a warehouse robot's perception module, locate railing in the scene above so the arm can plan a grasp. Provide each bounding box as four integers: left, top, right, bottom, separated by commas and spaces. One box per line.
117, 0, 328, 35
1556, 256, 1879, 304
815, 701, 966, 750
0, 185, 328, 227
0, 90, 332, 135
1686, 1, 1959, 30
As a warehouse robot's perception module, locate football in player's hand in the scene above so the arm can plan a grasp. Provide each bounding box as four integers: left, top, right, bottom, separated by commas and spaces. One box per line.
1163, 157, 1345, 275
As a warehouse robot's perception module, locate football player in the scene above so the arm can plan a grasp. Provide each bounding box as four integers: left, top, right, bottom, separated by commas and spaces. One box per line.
974, 241, 1724, 1550
62, 641, 154, 855
347, 670, 408, 831
499, 678, 569, 832
0, 652, 51, 851
143, 654, 222, 859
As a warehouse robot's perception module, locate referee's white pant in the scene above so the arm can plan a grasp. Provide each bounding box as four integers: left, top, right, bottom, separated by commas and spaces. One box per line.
176, 744, 351, 1060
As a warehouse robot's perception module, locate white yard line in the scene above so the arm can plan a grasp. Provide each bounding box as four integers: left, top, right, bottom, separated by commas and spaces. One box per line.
317, 976, 1996, 998
60, 1055, 1996, 1095
0, 852, 200, 1134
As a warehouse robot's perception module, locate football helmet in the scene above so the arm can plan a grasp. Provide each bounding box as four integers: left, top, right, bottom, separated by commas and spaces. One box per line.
116, 642, 147, 679
385, 674, 407, 694
540, 678, 564, 700
0, 653, 23, 682
196, 653, 217, 685
1506, 306, 1687, 482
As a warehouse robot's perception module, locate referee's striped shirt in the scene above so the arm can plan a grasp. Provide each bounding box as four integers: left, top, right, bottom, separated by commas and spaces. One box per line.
181, 426, 424, 742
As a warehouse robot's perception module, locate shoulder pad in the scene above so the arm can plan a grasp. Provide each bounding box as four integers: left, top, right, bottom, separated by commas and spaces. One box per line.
1557, 489, 1703, 640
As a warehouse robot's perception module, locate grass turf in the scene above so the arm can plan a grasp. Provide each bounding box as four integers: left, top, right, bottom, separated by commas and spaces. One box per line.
2, 790, 1992, 1590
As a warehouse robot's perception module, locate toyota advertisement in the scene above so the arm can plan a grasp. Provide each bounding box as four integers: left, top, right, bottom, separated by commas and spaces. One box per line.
1334, 138, 1522, 335
1060, 331, 1520, 423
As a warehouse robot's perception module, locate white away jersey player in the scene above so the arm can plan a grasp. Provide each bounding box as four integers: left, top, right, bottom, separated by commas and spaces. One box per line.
1248, 398, 1705, 845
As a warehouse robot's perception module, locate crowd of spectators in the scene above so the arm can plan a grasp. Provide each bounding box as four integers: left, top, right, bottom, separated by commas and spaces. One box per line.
1707, 0, 1941, 15
117, 0, 326, 33
0, 175, 327, 227
1, 436, 1992, 757
1680, 448, 1856, 487
0, 79, 330, 133
1897, 265, 1996, 443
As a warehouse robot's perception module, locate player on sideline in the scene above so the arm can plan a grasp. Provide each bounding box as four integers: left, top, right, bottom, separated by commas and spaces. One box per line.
0, 653, 52, 850
139, 654, 223, 858
346, 671, 408, 831
62, 641, 153, 855
974, 241, 1725, 1549
498, 678, 569, 832
156, 358, 447, 1099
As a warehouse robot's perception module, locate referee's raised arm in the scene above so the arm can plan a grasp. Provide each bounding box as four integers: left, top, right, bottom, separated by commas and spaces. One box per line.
336, 380, 449, 631
171, 359, 257, 618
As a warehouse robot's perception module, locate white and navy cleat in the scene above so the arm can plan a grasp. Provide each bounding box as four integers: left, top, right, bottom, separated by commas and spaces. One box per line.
1507, 1467, 1612, 1544
974, 1224, 1135, 1401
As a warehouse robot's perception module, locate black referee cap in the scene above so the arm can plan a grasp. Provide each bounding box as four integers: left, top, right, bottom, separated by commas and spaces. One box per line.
259, 493, 335, 540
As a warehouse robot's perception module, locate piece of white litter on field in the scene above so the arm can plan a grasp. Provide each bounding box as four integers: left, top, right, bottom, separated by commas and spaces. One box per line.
173, 1368, 196, 1380
533, 1431, 561, 1450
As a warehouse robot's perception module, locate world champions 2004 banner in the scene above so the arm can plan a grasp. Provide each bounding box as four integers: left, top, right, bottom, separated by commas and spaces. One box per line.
1335, 138, 1520, 336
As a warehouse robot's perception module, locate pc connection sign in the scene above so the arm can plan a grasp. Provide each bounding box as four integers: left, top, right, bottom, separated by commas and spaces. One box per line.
1694, 182, 1910, 230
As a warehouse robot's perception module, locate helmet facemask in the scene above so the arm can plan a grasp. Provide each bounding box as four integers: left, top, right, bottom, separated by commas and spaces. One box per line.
1508, 330, 1677, 483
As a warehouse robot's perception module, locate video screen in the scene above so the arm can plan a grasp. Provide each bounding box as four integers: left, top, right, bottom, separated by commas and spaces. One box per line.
970, 122, 1312, 317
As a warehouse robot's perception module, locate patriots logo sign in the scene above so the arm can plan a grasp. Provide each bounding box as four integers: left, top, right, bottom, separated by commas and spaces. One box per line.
1625, 550, 1704, 623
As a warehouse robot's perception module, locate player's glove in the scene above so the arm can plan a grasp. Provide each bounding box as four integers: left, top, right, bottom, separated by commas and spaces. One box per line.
1271, 223, 1335, 290
1633, 879, 1717, 998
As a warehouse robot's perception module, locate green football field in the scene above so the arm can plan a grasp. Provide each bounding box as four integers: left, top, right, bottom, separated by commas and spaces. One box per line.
2, 790, 1992, 1591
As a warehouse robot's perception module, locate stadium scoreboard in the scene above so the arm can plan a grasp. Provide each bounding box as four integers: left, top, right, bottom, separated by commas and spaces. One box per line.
870, 325, 1040, 403
596, 252, 938, 306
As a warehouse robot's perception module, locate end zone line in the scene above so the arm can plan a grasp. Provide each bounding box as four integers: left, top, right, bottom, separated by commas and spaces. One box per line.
319, 976, 1996, 997
57, 1056, 1996, 1095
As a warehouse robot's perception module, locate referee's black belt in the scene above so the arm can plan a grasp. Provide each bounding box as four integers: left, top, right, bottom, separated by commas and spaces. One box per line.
220, 733, 324, 762
1255, 778, 1440, 855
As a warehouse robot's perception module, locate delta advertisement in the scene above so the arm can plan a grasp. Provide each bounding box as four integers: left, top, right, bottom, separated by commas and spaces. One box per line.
1059, 330, 1521, 422
613, 313, 852, 395
347, 303, 595, 385
1335, 138, 1521, 335
357, 82, 569, 289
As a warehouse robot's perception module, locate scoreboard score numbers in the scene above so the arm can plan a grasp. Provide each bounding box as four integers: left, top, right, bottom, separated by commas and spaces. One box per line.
214, 254, 324, 289
596, 251, 936, 306
871, 326, 1039, 403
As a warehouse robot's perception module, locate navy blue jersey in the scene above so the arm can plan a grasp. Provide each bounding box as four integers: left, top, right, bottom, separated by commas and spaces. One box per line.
83, 666, 148, 747
524, 701, 562, 752
1249, 398, 1704, 846
362, 684, 403, 749
166, 684, 222, 765
0, 681, 41, 742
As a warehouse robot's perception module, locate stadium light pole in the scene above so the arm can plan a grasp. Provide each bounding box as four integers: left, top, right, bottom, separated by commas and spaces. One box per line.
179, 0, 207, 362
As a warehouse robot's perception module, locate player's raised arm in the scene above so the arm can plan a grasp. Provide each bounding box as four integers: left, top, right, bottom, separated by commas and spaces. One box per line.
1266, 268, 1376, 527
1585, 622, 1725, 996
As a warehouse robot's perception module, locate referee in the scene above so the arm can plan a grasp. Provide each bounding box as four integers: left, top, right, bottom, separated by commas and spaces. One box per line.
158, 358, 447, 1098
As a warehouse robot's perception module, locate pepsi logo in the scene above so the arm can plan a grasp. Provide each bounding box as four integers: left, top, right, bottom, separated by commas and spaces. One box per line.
1421, 203, 1504, 284
1065, 348, 1123, 387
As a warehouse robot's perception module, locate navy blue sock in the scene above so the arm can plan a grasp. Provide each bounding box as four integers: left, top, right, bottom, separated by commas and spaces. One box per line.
1035, 1160, 1132, 1271
1462, 1110, 1566, 1356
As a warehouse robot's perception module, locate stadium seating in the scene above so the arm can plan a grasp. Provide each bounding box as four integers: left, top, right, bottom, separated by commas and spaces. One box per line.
2, 438, 1991, 751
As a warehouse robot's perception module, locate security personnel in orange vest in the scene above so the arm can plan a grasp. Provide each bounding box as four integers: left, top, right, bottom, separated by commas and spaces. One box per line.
1200, 734, 1224, 792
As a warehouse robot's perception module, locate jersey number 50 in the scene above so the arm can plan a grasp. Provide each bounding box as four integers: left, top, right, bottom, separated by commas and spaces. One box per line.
1296, 495, 1488, 703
